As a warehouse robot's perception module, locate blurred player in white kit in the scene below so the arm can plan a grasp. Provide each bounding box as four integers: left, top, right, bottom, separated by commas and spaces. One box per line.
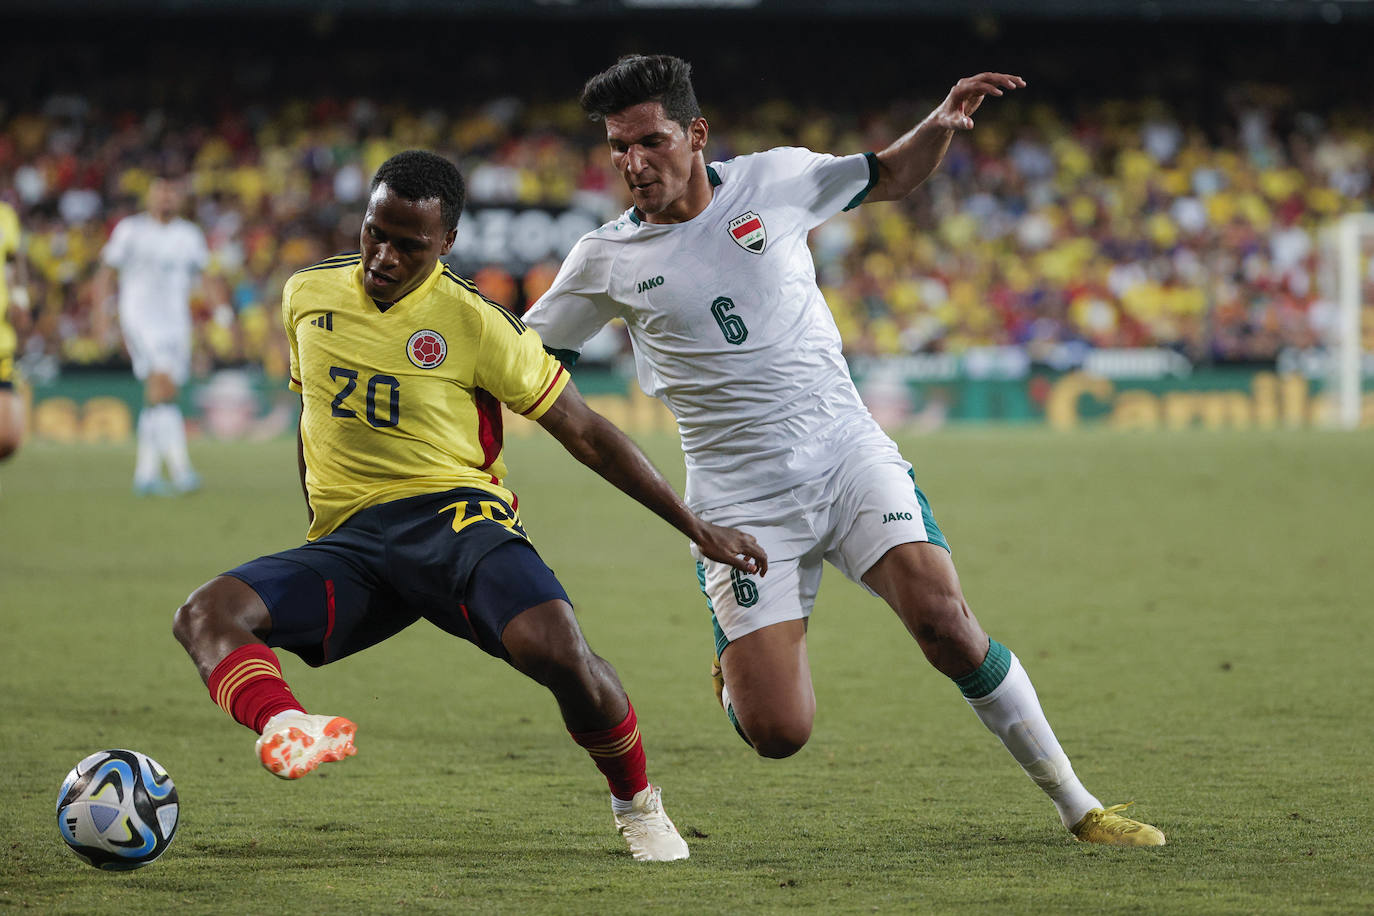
96, 177, 209, 495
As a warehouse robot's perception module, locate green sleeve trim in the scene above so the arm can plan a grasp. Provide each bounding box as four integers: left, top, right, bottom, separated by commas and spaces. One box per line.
842, 152, 880, 212
543, 345, 580, 368
954, 638, 1012, 698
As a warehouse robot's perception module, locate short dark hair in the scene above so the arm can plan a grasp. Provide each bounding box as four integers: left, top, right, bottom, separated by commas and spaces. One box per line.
370, 150, 466, 232
580, 54, 701, 129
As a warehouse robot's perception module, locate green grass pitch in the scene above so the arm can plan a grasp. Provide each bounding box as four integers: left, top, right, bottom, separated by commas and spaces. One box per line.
2, 429, 1372, 913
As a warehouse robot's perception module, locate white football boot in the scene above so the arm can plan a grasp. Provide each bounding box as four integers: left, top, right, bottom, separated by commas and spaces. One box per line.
614, 785, 690, 861
255, 711, 357, 779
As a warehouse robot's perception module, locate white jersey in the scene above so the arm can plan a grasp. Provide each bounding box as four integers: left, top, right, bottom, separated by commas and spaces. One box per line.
101, 213, 208, 333
525, 146, 894, 511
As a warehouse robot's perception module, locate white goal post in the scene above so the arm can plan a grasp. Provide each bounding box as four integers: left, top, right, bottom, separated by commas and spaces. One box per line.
1325, 212, 1374, 430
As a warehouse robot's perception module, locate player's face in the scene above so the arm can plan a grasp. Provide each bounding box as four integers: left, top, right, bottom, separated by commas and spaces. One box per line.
359, 184, 457, 302
604, 102, 708, 222
147, 180, 182, 221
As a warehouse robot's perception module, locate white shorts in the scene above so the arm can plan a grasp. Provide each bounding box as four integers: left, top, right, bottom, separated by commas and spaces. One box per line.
122, 321, 191, 385
692, 446, 948, 656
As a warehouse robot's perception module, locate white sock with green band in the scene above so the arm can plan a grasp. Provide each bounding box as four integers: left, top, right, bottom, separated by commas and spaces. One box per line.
152, 404, 194, 483
134, 408, 161, 486
956, 640, 1101, 829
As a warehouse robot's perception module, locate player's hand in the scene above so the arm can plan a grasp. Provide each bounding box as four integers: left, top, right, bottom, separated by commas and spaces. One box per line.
694, 522, 768, 577
932, 72, 1025, 131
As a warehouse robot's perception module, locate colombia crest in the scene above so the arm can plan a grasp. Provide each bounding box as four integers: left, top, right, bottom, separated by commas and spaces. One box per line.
728, 211, 767, 254
407, 329, 447, 369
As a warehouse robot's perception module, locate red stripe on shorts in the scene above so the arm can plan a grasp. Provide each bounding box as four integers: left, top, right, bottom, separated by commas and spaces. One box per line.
322, 579, 336, 663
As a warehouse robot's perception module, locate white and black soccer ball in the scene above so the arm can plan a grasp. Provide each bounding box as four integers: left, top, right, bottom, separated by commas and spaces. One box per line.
56, 749, 179, 870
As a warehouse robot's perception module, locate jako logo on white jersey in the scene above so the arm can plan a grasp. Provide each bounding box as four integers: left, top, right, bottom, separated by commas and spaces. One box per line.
636, 275, 665, 293
882, 511, 913, 524
727, 211, 767, 253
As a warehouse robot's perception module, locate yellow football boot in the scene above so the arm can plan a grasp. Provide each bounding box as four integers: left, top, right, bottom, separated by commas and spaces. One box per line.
1072, 803, 1166, 847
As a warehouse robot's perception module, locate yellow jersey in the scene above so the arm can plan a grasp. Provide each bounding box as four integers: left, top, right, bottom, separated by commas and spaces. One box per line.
0, 202, 19, 360
284, 254, 570, 540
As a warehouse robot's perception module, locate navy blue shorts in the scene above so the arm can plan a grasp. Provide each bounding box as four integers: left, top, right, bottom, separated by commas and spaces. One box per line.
223, 488, 571, 666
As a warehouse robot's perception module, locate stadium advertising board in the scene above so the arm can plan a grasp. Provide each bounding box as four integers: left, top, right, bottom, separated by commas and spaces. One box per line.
22, 353, 1374, 446
848, 348, 1373, 431
448, 206, 603, 272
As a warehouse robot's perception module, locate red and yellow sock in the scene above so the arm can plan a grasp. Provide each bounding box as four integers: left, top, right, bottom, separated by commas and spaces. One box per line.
570, 701, 649, 801
206, 644, 304, 734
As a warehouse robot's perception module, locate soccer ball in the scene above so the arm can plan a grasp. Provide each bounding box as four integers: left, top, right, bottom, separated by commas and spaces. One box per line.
56, 749, 179, 870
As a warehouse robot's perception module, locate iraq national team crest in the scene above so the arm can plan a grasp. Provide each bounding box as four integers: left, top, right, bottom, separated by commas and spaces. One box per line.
407, 329, 447, 369
727, 211, 767, 254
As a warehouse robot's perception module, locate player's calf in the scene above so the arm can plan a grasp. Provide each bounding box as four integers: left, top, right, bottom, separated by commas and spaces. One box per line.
715, 623, 815, 757
721, 672, 811, 757
863, 542, 987, 678
502, 598, 627, 731
711, 656, 755, 749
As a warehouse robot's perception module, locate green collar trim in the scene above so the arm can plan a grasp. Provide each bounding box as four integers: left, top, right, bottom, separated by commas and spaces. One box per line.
628, 165, 721, 225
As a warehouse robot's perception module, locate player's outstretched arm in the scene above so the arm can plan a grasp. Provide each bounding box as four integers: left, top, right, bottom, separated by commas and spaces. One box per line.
536, 380, 767, 576
865, 71, 1025, 204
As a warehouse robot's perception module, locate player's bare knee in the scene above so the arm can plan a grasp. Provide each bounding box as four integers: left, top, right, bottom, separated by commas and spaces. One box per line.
734, 706, 811, 759
172, 577, 262, 651
145, 373, 177, 405
502, 601, 593, 684
750, 724, 810, 759
172, 589, 214, 650
517, 640, 601, 693
904, 593, 985, 675
754, 738, 806, 759
907, 591, 970, 642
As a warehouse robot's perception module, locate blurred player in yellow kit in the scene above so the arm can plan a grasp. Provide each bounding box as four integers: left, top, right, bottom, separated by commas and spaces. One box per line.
0, 200, 31, 463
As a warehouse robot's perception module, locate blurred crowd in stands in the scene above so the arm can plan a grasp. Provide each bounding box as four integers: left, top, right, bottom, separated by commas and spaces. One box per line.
2, 81, 1371, 381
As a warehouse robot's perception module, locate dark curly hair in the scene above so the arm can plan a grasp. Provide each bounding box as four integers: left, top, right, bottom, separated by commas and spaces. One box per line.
371, 150, 466, 231
580, 54, 701, 130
